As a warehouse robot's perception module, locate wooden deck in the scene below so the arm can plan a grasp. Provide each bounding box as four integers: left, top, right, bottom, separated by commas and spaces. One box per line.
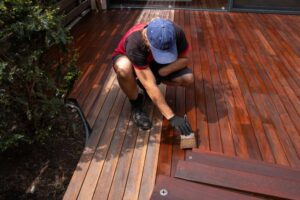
64, 9, 300, 199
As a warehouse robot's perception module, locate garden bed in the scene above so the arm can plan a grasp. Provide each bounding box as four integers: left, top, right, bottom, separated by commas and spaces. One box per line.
0, 108, 85, 200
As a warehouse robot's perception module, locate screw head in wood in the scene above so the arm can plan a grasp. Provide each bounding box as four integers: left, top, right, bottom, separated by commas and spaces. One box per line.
160, 189, 168, 196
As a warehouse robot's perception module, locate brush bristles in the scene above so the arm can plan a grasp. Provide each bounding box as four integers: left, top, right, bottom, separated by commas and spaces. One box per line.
180, 133, 196, 149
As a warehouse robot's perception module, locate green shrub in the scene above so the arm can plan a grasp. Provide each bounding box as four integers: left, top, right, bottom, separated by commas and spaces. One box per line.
0, 0, 80, 152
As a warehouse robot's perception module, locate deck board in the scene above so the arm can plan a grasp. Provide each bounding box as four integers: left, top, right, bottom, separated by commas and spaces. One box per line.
64, 9, 300, 200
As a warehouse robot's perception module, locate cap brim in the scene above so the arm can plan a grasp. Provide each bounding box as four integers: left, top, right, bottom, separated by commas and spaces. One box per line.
150, 43, 178, 64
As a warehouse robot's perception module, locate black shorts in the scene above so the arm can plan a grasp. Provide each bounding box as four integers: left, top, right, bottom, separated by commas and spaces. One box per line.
150, 62, 192, 84
112, 54, 192, 84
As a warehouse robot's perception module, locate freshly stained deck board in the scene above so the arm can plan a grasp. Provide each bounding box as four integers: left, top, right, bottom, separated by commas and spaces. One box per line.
65, 9, 300, 200
170, 10, 185, 177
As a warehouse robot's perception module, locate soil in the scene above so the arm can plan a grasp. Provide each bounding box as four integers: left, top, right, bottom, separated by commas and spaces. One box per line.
0, 108, 85, 200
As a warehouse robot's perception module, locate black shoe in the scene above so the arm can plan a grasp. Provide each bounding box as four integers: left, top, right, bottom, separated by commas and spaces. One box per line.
132, 106, 152, 130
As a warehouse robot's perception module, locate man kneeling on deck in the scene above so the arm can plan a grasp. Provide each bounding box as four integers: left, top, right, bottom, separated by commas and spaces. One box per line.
112, 18, 193, 136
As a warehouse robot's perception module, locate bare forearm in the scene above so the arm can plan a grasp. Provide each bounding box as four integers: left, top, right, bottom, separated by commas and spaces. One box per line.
146, 86, 174, 119
158, 58, 188, 77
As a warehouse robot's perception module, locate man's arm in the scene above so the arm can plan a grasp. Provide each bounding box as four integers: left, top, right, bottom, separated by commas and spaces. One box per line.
158, 57, 188, 77
134, 66, 175, 120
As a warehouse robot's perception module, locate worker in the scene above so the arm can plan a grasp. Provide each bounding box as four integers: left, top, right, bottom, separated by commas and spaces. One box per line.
112, 18, 193, 136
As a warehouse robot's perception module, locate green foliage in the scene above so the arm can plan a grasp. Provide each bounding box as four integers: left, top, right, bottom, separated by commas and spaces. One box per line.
0, 0, 80, 152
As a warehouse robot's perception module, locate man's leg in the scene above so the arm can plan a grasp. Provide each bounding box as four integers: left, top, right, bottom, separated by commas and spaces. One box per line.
113, 56, 152, 130
114, 56, 139, 100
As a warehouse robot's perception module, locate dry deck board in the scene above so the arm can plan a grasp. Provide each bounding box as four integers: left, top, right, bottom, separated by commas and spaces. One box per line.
92, 99, 132, 199
63, 75, 122, 200
138, 101, 165, 200
77, 86, 125, 199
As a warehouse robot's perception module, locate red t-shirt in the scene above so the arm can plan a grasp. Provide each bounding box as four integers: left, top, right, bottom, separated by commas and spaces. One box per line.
112, 22, 189, 69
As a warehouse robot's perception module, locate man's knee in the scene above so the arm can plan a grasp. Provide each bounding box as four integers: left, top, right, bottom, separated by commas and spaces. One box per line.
114, 57, 133, 79
181, 73, 194, 86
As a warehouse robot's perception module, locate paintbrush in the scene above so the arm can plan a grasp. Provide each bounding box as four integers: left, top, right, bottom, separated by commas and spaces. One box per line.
180, 115, 197, 149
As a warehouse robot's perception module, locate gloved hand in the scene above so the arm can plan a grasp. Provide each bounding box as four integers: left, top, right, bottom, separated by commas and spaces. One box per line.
169, 115, 192, 136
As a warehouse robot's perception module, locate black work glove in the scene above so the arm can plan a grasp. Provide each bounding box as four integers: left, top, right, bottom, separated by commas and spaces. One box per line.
169, 115, 193, 136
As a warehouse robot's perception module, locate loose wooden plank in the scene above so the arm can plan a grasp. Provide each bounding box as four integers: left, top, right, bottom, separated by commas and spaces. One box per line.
175, 161, 300, 200
151, 175, 262, 200
187, 150, 300, 182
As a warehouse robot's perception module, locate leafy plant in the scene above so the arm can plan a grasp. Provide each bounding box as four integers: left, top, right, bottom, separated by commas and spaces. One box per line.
0, 0, 80, 152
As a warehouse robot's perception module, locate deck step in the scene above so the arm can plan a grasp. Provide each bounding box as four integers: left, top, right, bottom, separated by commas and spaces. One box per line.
186, 150, 300, 182
151, 175, 262, 200
175, 160, 300, 200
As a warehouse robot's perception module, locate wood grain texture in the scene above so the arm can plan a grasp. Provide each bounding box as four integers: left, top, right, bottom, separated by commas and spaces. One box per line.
64, 9, 300, 200
188, 150, 300, 182
151, 175, 263, 200
175, 160, 300, 199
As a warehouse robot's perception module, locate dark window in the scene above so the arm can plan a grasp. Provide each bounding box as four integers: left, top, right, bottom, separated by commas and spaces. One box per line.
233, 0, 300, 11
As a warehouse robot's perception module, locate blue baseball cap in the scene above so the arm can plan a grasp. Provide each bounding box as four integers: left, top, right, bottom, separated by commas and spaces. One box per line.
146, 18, 177, 64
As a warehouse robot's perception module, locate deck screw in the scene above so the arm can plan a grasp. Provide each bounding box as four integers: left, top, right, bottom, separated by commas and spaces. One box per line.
188, 156, 193, 160
160, 189, 168, 196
